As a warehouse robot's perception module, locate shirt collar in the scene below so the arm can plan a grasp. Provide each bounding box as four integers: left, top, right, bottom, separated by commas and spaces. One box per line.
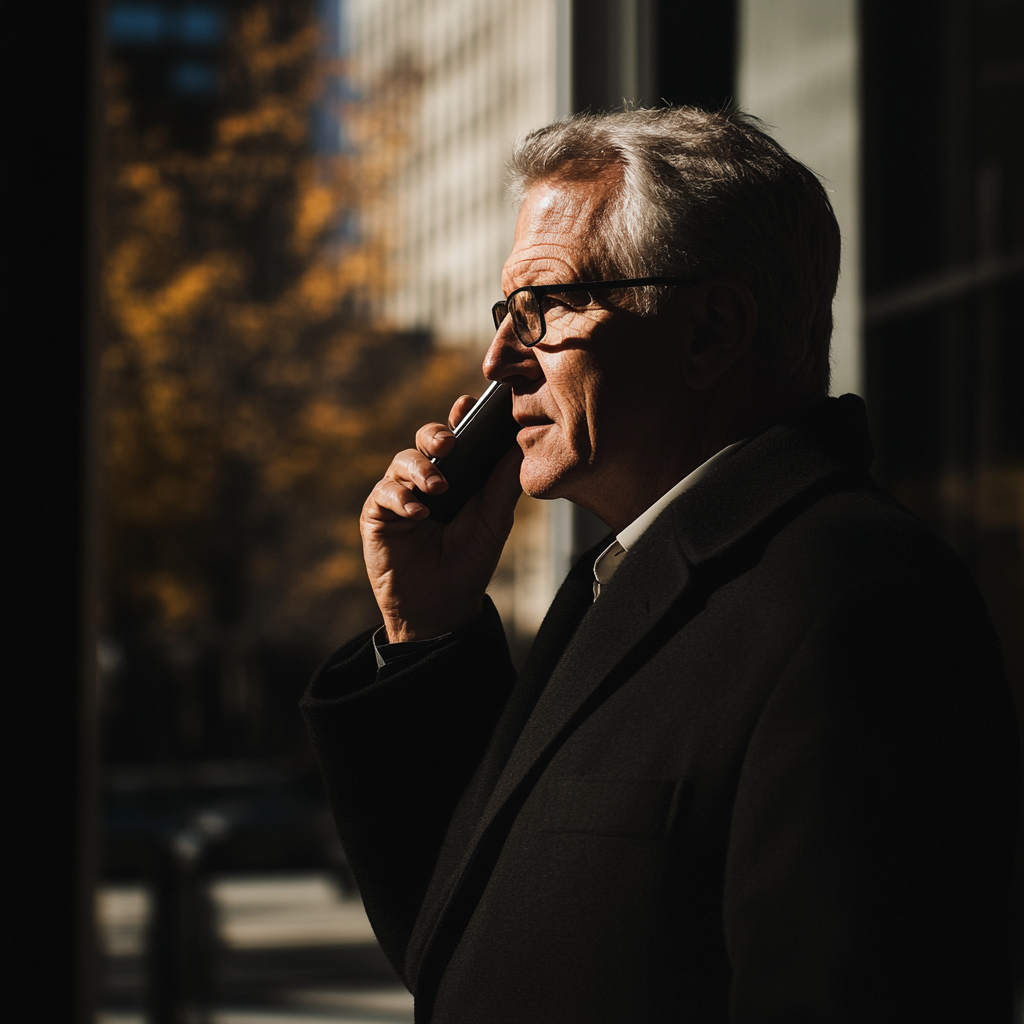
593, 439, 748, 591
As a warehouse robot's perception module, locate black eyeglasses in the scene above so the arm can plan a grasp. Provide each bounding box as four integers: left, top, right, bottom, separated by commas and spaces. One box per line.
491, 276, 699, 347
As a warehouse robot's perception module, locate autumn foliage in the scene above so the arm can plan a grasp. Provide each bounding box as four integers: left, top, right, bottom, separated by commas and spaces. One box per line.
99, 0, 478, 756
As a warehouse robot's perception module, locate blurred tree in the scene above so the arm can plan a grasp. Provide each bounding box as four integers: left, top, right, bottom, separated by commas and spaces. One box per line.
99, 0, 477, 759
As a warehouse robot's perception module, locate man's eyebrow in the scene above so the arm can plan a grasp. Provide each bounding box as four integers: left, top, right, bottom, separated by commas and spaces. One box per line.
511, 276, 590, 291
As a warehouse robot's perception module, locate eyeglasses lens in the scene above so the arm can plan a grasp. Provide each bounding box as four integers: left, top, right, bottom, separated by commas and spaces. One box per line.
509, 291, 543, 345
492, 301, 508, 331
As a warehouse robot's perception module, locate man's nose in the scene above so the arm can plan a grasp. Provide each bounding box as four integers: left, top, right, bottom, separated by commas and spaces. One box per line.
482, 318, 541, 384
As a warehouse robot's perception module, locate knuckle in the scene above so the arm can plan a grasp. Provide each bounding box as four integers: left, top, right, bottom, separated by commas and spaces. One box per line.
386, 449, 415, 477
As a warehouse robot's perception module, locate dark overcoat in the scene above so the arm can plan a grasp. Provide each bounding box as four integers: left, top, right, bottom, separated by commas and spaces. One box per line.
301, 395, 1019, 1023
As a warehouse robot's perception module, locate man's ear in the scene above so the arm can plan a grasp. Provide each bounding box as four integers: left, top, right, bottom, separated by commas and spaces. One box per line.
682, 278, 758, 391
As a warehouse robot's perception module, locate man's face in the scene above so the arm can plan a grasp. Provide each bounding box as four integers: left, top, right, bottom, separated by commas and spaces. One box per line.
483, 177, 689, 518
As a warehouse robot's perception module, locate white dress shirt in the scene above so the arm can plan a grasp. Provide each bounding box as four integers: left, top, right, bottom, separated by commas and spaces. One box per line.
592, 439, 748, 599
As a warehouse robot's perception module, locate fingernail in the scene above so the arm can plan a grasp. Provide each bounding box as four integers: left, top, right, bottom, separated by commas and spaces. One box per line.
404, 502, 425, 516
436, 428, 454, 440
424, 472, 443, 488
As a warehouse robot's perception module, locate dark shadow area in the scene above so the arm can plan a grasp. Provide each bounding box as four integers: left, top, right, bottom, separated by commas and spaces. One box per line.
2, 1, 101, 1021
572, 0, 735, 114
862, 0, 1024, 997
656, 0, 735, 111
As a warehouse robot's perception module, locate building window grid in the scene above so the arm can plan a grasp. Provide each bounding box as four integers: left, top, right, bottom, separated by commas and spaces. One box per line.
347, 0, 558, 344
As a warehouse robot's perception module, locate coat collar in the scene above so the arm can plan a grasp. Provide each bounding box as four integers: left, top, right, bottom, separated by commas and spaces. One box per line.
676, 393, 873, 566
412, 394, 874, 1001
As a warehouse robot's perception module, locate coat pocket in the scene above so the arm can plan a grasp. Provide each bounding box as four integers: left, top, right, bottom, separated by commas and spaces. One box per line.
538, 776, 685, 840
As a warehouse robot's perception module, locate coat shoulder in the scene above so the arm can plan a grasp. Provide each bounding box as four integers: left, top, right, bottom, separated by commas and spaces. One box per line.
754, 479, 980, 605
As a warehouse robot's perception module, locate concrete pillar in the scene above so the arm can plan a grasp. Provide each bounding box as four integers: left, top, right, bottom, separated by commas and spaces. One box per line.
736, 0, 863, 397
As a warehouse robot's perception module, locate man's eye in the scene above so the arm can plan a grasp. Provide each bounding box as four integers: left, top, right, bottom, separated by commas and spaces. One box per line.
543, 289, 592, 312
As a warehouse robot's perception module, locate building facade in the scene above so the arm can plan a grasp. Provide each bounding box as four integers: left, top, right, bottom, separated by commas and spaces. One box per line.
346, 0, 570, 348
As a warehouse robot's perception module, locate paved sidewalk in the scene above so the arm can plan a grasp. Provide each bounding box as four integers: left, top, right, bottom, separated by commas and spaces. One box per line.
98, 985, 414, 1023
96, 874, 413, 1024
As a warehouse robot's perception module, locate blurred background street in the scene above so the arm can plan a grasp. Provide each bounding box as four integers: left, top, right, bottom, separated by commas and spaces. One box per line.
97, 873, 412, 1023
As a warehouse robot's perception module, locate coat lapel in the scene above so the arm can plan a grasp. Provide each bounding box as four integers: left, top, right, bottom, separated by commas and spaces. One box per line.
467, 537, 609, 804
411, 394, 874, 1003
403, 534, 609, 987
409, 522, 697, 999
487, 524, 694, 814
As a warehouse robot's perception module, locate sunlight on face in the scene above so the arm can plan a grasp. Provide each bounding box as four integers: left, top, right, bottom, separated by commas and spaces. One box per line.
486, 176, 687, 513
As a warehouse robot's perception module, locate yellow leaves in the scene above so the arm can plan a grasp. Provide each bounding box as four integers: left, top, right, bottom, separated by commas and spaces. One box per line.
236, 6, 317, 88
254, 399, 363, 495
115, 466, 214, 526
103, 394, 217, 523
293, 181, 339, 253
123, 162, 161, 192
215, 6, 319, 155
162, 258, 237, 319
223, 399, 281, 467
329, 517, 362, 547
218, 98, 308, 148
98, 0, 479, 653
141, 572, 207, 628
112, 257, 238, 345
300, 551, 364, 593
113, 163, 183, 251
296, 262, 337, 312
302, 398, 367, 443
334, 244, 388, 297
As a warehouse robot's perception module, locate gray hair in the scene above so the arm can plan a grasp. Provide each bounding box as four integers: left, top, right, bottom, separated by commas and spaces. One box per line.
507, 107, 841, 395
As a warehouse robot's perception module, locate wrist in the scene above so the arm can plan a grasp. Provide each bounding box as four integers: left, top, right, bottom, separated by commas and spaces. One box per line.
382, 600, 484, 643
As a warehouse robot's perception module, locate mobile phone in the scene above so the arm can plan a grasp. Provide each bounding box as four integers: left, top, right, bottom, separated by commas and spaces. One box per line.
414, 381, 522, 523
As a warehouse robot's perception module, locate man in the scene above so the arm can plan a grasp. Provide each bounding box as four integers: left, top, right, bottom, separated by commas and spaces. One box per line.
301, 108, 1018, 1022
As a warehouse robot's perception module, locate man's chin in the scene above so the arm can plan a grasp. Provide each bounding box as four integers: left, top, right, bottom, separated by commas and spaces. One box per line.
519, 459, 579, 502
522, 482, 561, 501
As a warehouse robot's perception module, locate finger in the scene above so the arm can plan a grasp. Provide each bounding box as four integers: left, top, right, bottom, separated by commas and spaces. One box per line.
449, 394, 478, 430
386, 447, 448, 494
415, 421, 457, 460
365, 476, 432, 521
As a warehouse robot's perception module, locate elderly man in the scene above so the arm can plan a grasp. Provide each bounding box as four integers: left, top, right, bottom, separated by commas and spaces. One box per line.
301, 109, 1017, 1022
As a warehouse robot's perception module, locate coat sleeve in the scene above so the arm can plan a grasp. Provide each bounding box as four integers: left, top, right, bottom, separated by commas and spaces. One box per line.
722, 569, 1019, 1023
299, 596, 517, 982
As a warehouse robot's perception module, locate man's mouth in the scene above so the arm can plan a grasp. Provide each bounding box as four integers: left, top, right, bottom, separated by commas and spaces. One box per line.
515, 418, 555, 451
513, 412, 554, 428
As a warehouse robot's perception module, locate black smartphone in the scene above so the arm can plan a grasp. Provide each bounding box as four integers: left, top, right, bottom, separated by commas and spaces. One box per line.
414, 381, 522, 523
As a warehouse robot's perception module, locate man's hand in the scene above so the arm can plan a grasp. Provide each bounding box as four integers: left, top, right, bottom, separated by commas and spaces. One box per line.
360, 395, 523, 642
